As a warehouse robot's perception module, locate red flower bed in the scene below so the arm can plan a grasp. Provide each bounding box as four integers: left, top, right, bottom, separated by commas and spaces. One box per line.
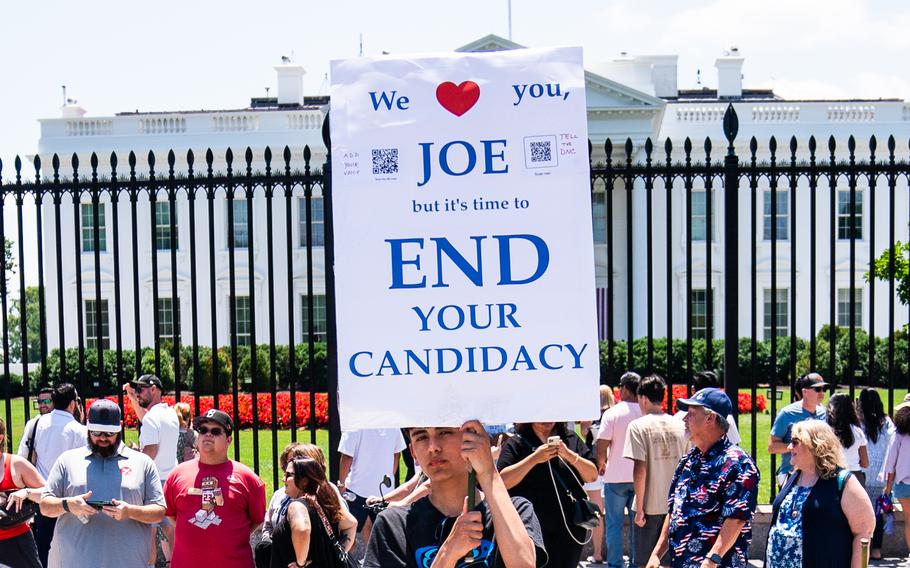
613, 384, 767, 414
87, 392, 329, 429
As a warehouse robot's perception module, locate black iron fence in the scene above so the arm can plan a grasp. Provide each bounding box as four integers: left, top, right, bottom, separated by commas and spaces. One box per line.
0, 141, 337, 491
0, 105, 908, 497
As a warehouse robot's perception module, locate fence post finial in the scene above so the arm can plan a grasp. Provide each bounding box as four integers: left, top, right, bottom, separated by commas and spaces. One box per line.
723, 103, 738, 155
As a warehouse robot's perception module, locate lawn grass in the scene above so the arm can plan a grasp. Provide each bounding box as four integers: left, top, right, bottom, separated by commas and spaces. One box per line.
4, 386, 907, 502
1, 398, 329, 493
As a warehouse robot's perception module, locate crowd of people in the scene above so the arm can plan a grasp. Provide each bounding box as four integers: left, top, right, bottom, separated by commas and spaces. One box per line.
0, 372, 907, 568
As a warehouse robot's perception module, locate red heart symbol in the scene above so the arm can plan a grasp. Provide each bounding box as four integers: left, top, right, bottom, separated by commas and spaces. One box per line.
436, 81, 480, 117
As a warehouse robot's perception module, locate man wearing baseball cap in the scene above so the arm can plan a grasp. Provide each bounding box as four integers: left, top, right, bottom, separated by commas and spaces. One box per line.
39, 399, 166, 568
163, 408, 266, 568
646, 388, 759, 568
769, 372, 829, 485
124, 373, 180, 566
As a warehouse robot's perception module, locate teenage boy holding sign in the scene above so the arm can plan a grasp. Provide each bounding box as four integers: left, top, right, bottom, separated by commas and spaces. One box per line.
364, 420, 546, 568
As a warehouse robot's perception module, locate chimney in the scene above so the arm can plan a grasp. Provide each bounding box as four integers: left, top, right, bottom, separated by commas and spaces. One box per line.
275, 63, 306, 106
715, 47, 744, 99
61, 103, 87, 118
644, 55, 678, 98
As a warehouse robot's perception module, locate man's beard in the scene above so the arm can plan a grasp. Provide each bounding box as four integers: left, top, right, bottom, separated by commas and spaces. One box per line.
137, 397, 151, 409
89, 435, 121, 457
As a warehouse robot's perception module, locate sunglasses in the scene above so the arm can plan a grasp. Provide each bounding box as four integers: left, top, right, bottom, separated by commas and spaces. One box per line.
37, 398, 52, 405
284, 470, 295, 479
89, 431, 117, 438
197, 425, 226, 436
811, 387, 824, 393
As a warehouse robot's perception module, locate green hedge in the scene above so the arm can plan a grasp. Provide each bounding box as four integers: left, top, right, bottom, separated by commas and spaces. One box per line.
22, 343, 328, 397
599, 325, 909, 387
4, 325, 906, 396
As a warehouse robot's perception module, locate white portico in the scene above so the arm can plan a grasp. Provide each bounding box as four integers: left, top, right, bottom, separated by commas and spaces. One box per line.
33, 35, 910, 355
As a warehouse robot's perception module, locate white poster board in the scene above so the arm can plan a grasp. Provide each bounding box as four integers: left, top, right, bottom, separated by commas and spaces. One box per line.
330, 46, 599, 429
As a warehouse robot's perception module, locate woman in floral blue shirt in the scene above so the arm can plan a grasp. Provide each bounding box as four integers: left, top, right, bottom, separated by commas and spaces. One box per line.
766, 420, 875, 568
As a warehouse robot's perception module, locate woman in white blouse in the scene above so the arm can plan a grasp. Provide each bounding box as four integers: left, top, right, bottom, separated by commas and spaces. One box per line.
827, 393, 869, 484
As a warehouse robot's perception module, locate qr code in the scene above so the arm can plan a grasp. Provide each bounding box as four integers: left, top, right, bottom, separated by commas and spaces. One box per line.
523, 135, 558, 168
371, 148, 399, 175
529, 141, 552, 163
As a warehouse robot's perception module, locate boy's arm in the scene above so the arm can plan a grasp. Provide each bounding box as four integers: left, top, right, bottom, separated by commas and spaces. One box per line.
632, 460, 647, 526
462, 420, 535, 568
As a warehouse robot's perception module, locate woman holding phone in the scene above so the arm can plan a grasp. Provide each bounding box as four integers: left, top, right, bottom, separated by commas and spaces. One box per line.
497, 422, 598, 568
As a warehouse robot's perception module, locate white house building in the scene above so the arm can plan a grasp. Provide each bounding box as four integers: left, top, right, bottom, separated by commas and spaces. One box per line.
35, 34, 910, 355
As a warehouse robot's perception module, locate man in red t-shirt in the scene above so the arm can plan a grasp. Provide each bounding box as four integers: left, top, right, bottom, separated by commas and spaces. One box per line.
164, 409, 266, 568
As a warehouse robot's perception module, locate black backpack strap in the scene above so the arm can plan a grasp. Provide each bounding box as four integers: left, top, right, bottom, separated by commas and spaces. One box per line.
25, 418, 39, 464
837, 469, 853, 496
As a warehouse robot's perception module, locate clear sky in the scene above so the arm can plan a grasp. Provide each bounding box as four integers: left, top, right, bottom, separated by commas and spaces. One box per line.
0, 0, 907, 288
1, 0, 908, 166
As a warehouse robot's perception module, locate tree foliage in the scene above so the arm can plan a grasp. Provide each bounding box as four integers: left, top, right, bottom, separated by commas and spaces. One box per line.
867, 241, 910, 305
7, 286, 43, 363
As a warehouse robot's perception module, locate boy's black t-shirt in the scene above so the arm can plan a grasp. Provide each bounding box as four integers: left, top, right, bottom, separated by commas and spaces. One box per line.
364, 495, 547, 568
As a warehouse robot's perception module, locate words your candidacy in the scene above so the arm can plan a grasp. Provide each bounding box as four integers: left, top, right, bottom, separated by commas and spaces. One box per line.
347, 233, 590, 378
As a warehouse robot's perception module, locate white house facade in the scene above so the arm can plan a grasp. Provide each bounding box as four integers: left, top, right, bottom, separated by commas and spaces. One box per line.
35, 35, 910, 354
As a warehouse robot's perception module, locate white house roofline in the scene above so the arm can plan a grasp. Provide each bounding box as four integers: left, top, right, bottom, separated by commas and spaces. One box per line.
457, 34, 665, 115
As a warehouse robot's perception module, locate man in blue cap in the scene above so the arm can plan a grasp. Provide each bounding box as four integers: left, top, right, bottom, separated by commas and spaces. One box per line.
645, 388, 759, 568
40, 399, 166, 568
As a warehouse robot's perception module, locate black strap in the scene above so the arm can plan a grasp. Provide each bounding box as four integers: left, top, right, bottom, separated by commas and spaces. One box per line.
304, 495, 338, 541
836, 469, 852, 496
514, 434, 583, 500
25, 418, 38, 464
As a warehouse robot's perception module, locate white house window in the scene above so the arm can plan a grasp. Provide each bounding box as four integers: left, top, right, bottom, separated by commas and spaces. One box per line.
157, 297, 181, 344
690, 288, 713, 339
763, 288, 789, 339
229, 199, 249, 248
763, 190, 789, 241
298, 197, 325, 247
81, 203, 107, 252
837, 288, 863, 328
592, 192, 606, 244
85, 299, 110, 350
837, 190, 863, 240
301, 294, 327, 340
155, 202, 178, 250
691, 191, 708, 242
232, 295, 251, 346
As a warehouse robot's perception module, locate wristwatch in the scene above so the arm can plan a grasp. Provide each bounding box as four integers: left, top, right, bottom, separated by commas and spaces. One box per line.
707, 552, 723, 565
61, 499, 70, 513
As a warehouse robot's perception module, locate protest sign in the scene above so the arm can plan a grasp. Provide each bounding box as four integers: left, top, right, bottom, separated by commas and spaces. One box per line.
330, 46, 599, 429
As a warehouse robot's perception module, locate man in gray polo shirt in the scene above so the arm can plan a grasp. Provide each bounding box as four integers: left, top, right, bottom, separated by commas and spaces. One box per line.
40, 399, 166, 568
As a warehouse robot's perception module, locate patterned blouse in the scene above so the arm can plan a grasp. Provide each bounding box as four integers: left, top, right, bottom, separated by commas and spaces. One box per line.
766, 485, 812, 568
666, 436, 760, 568
864, 417, 895, 497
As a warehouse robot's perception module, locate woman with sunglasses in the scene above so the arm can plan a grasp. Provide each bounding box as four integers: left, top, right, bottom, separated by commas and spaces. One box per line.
765, 420, 874, 568
270, 457, 357, 568
0, 417, 46, 568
